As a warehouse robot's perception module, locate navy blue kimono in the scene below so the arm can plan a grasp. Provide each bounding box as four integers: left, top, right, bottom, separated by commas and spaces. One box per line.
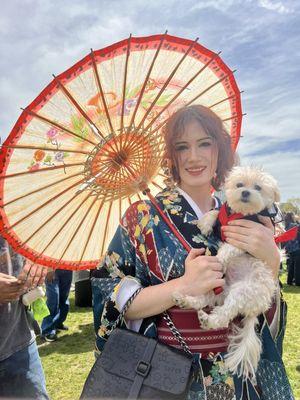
91, 187, 294, 400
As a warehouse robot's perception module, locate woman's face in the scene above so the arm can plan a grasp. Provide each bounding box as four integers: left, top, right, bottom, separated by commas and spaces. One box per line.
174, 120, 218, 191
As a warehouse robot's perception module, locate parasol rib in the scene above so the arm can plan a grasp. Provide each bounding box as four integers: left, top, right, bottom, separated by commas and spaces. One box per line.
90, 49, 115, 135
121, 128, 162, 166
135, 37, 199, 132
126, 55, 231, 159
130, 66, 235, 161
38, 191, 92, 257
2, 171, 83, 207
185, 74, 231, 107
222, 113, 245, 122
58, 193, 99, 261
151, 180, 164, 191
208, 94, 236, 109
53, 77, 122, 160
138, 72, 230, 151
118, 197, 122, 223
120, 34, 132, 134
100, 201, 113, 255
143, 52, 221, 134
79, 198, 105, 262
19, 188, 85, 247
9, 177, 85, 229
23, 108, 98, 147
53, 76, 106, 141
157, 172, 168, 179
128, 31, 168, 132
0, 162, 83, 180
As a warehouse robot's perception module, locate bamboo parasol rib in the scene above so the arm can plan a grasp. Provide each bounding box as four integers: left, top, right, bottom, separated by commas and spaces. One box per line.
0, 33, 242, 270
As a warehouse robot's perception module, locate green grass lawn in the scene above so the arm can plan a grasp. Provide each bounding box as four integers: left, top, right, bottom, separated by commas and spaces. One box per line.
38, 274, 300, 399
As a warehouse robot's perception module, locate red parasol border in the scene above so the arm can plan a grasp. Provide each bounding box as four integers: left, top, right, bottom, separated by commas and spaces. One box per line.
0, 33, 242, 269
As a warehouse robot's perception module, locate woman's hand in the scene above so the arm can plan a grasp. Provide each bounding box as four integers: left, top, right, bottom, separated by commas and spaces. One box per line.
221, 217, 280, 278
126, 248, 224, 320
178, 248, 225, 296
0, 272, 24, 303
17, 262, 48, 289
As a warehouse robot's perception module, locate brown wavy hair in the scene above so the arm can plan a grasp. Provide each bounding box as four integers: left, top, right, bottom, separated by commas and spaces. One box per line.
163, 105, 235, 190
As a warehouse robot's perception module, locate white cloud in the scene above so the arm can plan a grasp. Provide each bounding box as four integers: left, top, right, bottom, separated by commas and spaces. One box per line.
258, 0, 293, 14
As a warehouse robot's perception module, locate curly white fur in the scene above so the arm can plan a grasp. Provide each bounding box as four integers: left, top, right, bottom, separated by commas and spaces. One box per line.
173, 166, 279, 380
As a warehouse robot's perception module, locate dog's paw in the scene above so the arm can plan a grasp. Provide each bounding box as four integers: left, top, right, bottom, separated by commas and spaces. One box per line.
196, 220, 213, 236
198, 210, 219, 235
206, 308, 230, 329
198, 310, 209, 329
173, 292, 189, 309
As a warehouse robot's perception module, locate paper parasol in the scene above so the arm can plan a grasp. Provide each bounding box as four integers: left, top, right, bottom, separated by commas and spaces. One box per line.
0, 33, 242, 270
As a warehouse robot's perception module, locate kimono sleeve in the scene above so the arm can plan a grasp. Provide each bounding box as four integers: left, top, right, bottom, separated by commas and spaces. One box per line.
91, 215, 150, 352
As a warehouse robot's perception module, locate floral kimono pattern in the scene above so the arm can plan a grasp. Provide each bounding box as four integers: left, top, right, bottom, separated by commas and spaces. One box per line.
91, 187, 294, 400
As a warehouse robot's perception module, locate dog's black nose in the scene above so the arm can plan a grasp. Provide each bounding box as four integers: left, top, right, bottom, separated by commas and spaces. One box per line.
241, 190, 250, 198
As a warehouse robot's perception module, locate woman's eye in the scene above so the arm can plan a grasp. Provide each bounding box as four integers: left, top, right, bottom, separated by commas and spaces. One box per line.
174, 145, 188, 151
236, 182, 244, 188
199, 141, 211, 147
254, 184, 262, 191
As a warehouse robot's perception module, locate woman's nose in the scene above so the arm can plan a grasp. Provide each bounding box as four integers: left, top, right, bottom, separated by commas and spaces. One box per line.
188, 145, 199, 160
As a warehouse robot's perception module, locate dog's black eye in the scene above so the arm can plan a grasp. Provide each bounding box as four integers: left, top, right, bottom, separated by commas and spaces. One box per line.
254, 184, 262, 191
236, 183, 244, 188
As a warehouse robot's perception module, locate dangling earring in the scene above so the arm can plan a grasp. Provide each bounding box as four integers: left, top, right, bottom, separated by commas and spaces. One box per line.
211, 171, 218, 190
161, 158, 176, 190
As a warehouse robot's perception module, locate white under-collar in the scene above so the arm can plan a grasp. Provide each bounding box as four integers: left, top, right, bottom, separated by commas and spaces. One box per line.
176, 187, 218, 220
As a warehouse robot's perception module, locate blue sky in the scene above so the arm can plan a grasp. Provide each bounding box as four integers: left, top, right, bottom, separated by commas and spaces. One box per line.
1, 0, 299, 201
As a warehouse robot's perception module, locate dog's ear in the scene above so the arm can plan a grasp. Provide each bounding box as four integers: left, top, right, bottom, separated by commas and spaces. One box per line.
273, 186, 280, 202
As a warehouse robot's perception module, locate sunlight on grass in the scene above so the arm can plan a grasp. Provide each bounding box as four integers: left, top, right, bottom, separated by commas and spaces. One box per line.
39, 275, 299, 399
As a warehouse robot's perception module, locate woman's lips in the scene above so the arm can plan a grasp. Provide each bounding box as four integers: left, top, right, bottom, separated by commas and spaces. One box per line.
185, 166, 206, 176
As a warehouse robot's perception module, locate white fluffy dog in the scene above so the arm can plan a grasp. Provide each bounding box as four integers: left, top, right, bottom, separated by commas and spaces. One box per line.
174, 166, 280, 380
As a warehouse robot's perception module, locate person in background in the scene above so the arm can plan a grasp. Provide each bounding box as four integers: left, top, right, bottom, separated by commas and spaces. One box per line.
41, 268, 73, 341
0, 236, 49, 399
284, 212, 300, 285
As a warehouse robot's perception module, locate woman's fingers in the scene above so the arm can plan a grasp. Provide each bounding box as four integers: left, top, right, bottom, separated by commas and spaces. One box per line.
214, 271, 224, 279
227, 219, 255, 229
225, 237, 248, 251
36, 266, 48, 286
186, 247, 205, 261
222, 224, 250, 237
209, 262, 223, 271
18, 262, 43, 289
257, 215, 275, 232
211, 278, 225, 289
222, 231, 249, 244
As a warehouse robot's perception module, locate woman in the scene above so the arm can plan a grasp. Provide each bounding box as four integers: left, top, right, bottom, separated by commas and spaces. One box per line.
91, 105, 293, 399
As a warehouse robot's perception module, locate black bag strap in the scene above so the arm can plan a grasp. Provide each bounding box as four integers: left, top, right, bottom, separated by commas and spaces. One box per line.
128, 338, 157, 399
112, 288, 192, 356
110, 287, 143, 331
162, 311, 192, 356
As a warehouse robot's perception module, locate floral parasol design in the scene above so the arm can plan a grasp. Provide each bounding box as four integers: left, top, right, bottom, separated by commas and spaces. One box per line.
0, 33, 242, 269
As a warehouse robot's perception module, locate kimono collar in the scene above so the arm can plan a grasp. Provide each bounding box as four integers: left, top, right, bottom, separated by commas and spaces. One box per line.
176, 187, 219, 220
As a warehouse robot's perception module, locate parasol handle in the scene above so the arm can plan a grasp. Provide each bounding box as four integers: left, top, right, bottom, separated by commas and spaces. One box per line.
145, 190, 223, 295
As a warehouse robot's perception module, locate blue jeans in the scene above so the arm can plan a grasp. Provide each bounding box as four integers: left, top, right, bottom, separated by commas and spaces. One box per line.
0, 341, 49, 399
42, 269, 73, 335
